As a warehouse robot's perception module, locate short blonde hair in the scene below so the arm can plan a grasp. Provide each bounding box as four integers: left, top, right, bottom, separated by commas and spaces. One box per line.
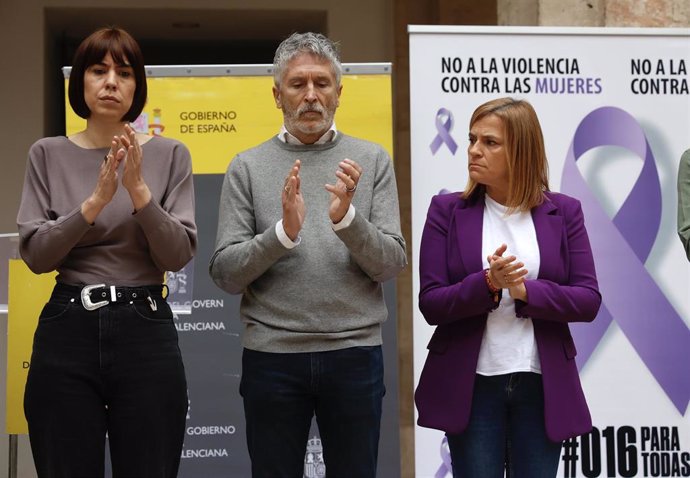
464, 97, 549, 212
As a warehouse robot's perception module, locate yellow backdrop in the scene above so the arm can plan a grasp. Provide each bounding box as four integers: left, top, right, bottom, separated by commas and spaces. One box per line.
6, 261, 56, 434
65, 74, 393, 173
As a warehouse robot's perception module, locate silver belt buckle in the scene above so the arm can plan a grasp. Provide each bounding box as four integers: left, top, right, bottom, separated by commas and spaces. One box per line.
81, 283, 109, 311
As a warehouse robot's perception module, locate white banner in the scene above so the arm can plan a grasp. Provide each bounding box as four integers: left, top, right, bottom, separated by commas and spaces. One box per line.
410, 26, 690, 478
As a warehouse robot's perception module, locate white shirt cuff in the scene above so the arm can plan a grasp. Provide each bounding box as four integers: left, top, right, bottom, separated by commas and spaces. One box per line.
332, 204, 355, 231
276, 220, 301, 249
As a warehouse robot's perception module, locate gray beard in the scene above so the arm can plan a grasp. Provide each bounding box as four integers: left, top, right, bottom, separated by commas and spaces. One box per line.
284, 111, 334, 138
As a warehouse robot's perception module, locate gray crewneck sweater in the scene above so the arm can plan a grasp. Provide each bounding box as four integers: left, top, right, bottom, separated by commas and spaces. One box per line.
210, 133, 407, 353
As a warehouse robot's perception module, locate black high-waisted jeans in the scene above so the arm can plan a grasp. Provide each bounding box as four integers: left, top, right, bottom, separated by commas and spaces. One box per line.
24, 283, 188, 478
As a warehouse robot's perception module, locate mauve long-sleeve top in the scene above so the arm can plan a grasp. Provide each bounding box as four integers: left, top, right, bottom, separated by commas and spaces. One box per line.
17, 136, 197, 286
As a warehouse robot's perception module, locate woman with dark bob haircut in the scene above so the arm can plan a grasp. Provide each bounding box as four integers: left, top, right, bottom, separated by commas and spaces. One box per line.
17, 27, 196, 477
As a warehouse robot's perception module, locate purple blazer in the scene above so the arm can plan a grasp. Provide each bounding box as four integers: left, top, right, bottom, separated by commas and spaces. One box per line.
415, 191, 602, 442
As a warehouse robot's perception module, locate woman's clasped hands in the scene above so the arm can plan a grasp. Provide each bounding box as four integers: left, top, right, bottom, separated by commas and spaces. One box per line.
487, 243, 529, 302
97, 124, 151, 210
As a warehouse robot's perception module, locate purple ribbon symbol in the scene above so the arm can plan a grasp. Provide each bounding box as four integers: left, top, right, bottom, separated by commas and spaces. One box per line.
434, 435, 452, 478
561, 106, 690, 414
430, 108, 458, 155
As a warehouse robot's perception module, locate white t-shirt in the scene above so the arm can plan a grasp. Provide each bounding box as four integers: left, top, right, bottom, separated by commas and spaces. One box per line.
476, 195, 542, 375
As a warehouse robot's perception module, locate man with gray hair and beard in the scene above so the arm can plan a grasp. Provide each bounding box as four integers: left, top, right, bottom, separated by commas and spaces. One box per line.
209, 32, 407, 477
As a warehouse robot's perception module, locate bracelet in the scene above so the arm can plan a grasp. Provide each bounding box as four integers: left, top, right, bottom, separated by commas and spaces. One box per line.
484, 269, 500, 303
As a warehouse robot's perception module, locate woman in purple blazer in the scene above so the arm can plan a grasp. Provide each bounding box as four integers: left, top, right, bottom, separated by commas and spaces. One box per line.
415, 98, 601, 477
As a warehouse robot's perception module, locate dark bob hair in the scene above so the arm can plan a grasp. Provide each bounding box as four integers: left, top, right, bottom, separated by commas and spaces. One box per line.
68, 27, 147, 122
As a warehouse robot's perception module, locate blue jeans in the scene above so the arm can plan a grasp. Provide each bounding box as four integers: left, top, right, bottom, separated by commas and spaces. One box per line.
24, 283, 188, 478
240, 346, 385, 478
447, 373, 562, 478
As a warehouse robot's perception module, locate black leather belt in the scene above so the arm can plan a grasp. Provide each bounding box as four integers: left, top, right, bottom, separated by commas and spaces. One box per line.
80, 284, 162, 311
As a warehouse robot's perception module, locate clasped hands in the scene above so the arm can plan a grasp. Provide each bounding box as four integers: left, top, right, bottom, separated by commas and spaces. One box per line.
282, 158, 362, 241
82, 124, 151, 223
487, 243, 528, 302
